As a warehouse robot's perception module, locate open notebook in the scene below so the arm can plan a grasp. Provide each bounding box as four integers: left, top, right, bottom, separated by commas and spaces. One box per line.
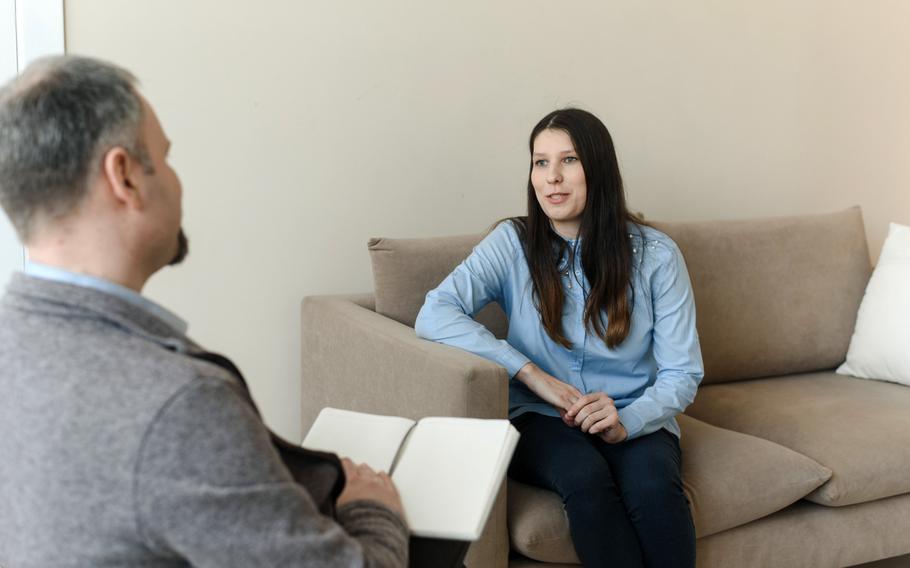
302, 407, 520, 541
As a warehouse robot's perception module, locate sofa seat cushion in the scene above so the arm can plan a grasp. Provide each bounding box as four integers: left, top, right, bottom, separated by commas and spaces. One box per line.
507, 415, 831, 564
686, 371, 910, 507
508, 482, 577, 564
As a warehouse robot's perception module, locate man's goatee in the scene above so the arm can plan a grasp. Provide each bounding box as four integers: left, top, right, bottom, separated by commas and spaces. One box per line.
169, 228, 189, 266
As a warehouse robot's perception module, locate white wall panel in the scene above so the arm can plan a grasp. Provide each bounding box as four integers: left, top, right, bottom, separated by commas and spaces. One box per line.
0, 0, 64, 289
15, 0, 63, 69
0, 0, 22, 288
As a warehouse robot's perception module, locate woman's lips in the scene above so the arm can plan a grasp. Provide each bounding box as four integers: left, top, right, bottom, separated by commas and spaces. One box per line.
546, 193, 569, 204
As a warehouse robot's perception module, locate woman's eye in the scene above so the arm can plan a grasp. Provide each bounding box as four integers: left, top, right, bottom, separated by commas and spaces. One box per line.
534, 159, 548, 167
563, 156, 578, 164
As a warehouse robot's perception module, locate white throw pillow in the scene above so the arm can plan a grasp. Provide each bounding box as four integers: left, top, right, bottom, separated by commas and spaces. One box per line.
837, 222, 910, 385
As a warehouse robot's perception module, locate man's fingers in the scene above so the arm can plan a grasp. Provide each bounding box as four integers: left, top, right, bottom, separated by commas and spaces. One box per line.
342, 458, 381, 481
378, 472, 399, 494
340, 458, 361, 484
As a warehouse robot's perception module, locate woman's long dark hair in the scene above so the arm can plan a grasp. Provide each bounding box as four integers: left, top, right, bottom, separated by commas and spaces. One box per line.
510, 108, 641, 349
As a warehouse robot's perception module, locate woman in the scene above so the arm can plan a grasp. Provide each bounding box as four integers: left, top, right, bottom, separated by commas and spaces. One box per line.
415, 108, 703, 567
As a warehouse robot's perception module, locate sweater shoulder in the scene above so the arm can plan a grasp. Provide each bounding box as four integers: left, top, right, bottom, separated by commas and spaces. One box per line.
0, 306, 240, 423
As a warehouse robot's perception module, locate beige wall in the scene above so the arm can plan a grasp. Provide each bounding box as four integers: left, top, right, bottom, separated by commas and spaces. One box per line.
65, 0, 910, 441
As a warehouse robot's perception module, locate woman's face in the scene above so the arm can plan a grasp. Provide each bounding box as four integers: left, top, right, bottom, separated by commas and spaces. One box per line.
530, 128, 587, 239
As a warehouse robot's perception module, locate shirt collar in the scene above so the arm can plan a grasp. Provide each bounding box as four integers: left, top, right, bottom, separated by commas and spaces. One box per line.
23, 262, 188, 334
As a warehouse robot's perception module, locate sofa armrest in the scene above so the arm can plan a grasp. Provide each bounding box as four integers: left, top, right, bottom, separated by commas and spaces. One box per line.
301, 294, 509, 429
300, 294, 511, 568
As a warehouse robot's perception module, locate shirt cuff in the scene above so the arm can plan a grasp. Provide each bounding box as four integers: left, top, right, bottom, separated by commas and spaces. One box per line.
498, 345, 531, 377
617, 406, 645, 441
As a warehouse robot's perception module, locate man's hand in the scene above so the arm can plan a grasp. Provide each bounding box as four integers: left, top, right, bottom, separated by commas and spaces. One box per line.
336, 458, 405, 518
565, 392, 628, 444
514, 363, 583, 419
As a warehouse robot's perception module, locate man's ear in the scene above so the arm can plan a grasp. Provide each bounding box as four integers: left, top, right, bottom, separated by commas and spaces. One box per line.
101, 147, 145, 210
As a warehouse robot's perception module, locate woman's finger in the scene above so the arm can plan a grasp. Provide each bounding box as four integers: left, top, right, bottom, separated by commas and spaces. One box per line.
573, 397, 614, 425
566, 393, 595, 417
568, 392, 614, 418
589, 413, 619, 435
581, 408, 613, 432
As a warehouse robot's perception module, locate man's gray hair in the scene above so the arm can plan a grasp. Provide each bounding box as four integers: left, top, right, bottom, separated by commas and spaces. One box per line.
0, 55, 151, 241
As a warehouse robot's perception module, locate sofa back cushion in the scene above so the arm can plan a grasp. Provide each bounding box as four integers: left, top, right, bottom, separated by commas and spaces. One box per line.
652, 207, 870, 384
369, 207, 870, 383
368, 233, 508, 338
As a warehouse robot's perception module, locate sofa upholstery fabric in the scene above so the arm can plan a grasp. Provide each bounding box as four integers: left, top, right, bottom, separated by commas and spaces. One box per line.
686, 371, 910, 506
695, 492, 910, 567
507, 415, 832, 563
677, 415, 831, 535
652, 207, 871, 384
509, 493, 910, 568
368, 233, 508, 338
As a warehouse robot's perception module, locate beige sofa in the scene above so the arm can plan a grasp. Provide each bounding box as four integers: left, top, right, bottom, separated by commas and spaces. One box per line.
300, 207, 910, 567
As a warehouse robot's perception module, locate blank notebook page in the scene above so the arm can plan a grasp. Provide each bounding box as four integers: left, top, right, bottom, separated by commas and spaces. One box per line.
302, 407, 415, 473
391, 417, 516, 540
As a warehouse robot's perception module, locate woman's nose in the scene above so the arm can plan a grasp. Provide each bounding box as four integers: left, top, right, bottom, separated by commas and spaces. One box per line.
547, 165, 562, 184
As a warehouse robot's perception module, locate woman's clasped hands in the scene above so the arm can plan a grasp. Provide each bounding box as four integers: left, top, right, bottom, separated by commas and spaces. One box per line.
565, 392, 628, 443
515, 363, 627, 443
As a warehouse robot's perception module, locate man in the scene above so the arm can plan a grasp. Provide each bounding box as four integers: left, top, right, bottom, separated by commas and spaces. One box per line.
0, 55, 407, 567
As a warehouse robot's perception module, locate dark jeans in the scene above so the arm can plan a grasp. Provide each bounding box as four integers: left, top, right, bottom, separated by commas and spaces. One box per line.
409, 537, 469, 568
509, 413, 695, 568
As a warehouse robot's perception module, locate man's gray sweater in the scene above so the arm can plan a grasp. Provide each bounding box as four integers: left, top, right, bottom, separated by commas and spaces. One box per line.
0, 274, 408, 567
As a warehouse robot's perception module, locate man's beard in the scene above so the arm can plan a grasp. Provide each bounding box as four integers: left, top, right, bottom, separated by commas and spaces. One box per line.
168, 228, 189, 266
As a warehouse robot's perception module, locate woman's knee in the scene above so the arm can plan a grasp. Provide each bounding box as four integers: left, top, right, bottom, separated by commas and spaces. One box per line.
610, 431, 686, 508
556, 461, 620, 503
620, 475, 688, 515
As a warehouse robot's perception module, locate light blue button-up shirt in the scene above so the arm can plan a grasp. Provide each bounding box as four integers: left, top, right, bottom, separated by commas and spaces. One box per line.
415, 221, 703, 440
23, 262, 188, 334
